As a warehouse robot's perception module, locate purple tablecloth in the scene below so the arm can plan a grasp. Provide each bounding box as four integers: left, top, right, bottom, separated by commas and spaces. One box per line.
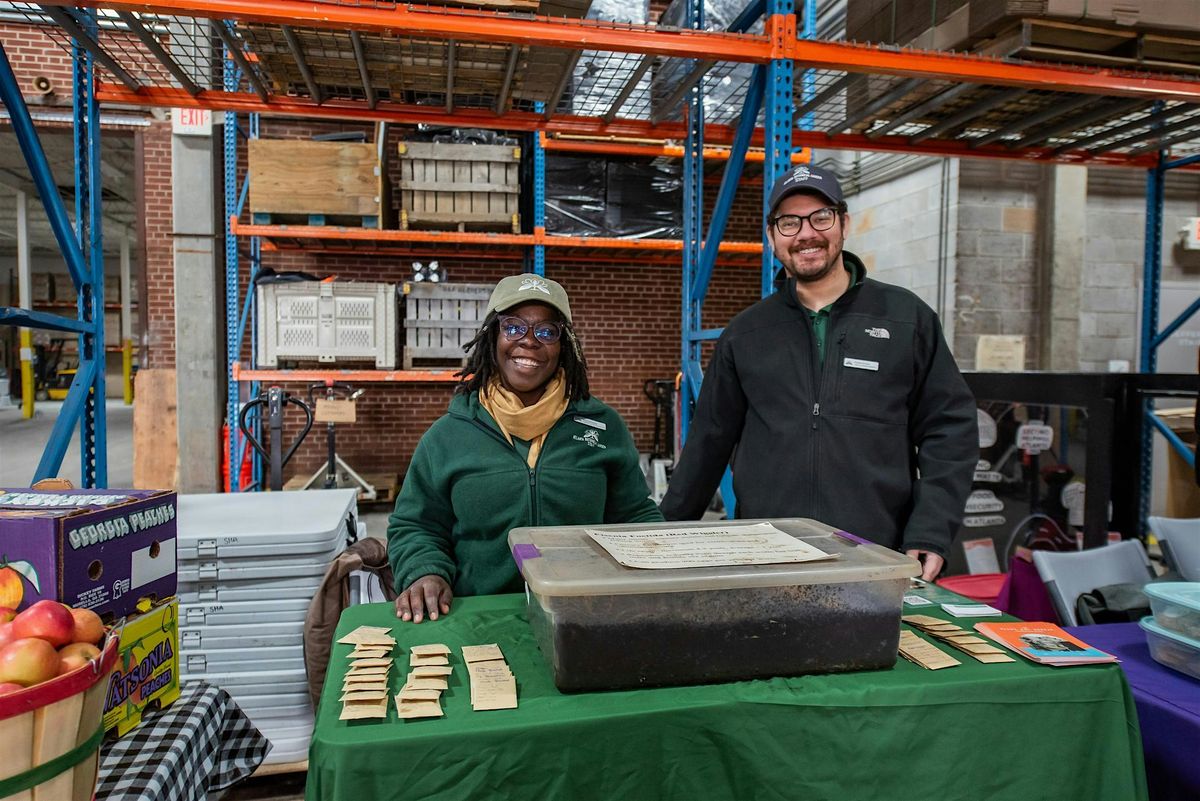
1066, 623, 1200, 801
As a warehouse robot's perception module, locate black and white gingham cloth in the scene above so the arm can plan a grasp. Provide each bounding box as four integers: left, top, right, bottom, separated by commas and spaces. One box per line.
97, 681, 272, 801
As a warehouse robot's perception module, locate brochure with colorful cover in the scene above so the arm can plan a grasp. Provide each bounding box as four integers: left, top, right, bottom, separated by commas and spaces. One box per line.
974, 621, 1118, 666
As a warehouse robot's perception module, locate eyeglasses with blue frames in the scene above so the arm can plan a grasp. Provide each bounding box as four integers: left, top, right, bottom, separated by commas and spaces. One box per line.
769, 207, 839, 236
498, 315, 564, 344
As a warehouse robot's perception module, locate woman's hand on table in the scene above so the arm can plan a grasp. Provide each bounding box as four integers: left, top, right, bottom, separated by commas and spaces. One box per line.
395, 575, 453, 623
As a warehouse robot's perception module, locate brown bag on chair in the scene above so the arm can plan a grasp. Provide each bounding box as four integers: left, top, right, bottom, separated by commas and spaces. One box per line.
303, 537, 398, 709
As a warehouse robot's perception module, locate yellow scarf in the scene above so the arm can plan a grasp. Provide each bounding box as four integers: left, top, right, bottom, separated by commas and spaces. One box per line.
480, 371, 569, 468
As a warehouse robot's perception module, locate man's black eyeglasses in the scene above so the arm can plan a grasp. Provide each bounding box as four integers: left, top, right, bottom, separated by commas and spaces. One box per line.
498, 315, 563, 344
769, 207, 839, 236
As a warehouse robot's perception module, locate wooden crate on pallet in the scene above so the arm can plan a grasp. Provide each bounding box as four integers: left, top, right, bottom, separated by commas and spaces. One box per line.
248, 139, 390, 228
402, 281, 493, 370
397, 142, 521, 232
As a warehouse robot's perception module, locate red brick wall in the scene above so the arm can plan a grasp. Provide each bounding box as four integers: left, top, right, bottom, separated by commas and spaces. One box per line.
238, 118, 767, 480
0, 23, 74, 102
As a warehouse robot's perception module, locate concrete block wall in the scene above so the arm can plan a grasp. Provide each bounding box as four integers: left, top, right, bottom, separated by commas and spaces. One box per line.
1081, 166, 1200, 371
952, 159, 1042, 370
841, 158, 959, 346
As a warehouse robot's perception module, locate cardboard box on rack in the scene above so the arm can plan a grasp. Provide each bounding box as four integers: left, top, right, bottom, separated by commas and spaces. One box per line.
0, 486, 178, 619
103, 596, 181, 737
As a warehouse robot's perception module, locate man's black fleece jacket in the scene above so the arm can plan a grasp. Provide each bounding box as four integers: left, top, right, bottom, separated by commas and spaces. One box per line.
661, 252, 978, 558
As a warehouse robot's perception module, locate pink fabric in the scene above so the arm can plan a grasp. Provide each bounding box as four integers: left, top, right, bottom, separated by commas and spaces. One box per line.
936, 573, 1006, 605
995, 556, 1060, 622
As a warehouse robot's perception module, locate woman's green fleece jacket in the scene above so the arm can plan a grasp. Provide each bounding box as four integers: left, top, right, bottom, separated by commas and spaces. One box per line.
386, 391, 663, 596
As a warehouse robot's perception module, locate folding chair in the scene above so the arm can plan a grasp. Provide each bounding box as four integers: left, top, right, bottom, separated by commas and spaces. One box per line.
1149, 516, 1200, 582
1031, 540, 1156, 626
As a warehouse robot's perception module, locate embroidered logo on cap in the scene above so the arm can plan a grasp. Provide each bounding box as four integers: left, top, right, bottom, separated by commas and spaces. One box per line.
865, 327, 890, 339
789, 165, 815, 184
519, 277, 551, 295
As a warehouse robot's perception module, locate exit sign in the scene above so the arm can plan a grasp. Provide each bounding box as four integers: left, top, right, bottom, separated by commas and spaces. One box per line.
172, 108, 211, 136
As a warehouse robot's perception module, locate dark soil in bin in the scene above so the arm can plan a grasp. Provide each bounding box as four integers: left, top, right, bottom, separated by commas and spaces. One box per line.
532, 583, 903, 692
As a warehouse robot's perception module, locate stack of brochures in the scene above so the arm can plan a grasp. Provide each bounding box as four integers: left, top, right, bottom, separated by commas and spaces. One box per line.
974, 621, 1118, 666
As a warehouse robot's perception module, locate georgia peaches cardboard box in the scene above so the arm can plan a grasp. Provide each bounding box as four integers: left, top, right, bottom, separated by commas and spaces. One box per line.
0, 486, 177, 620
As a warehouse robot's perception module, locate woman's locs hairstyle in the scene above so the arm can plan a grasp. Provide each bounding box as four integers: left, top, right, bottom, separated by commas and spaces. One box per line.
455, 309, 591, 402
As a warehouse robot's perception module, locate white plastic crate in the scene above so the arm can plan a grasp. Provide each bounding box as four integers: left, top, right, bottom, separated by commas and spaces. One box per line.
257, 280, 396, 368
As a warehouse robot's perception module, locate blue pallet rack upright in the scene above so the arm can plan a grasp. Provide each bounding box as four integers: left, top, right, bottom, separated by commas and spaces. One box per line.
678, 0, 799, 516
0, 10, 107, 486
1139, 149, 1200, 534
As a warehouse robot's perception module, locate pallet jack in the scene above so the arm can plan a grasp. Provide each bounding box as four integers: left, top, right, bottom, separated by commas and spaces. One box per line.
294, 380, 377, 501
238, 386, 313, 491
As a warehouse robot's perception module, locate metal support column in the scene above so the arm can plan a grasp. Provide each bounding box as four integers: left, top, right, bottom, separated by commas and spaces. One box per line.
799, 0, 815, 130
525, 103, 546, 276
1138, 148, 1200, 536
762, 0, 795, 297
120, 232, 133, 404
225, 37, 241, 491
74, 8, 107, 486
16, 190, 33, 418
678, 0, 705, 443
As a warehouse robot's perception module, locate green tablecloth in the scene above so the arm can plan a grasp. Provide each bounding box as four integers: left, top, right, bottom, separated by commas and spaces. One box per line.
307, 595, 1148, 801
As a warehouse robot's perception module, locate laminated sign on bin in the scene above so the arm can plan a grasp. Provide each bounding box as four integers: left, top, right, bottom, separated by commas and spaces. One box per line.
0, 488, 178, 620
508, 518, 921, 692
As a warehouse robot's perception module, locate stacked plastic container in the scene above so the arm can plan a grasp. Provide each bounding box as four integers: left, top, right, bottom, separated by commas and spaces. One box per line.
177, 489, 360, 765
1140, 583, 1200, 680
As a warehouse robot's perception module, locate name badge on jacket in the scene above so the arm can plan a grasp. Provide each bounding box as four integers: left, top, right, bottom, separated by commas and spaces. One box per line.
843, 357, 879, 372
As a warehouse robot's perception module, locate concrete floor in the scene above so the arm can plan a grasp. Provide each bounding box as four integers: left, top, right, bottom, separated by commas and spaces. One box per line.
0, 399, 134, 487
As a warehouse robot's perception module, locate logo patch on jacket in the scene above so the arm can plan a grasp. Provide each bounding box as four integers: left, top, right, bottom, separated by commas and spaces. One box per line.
574, 429, 606, 449
865, 327, 890, 339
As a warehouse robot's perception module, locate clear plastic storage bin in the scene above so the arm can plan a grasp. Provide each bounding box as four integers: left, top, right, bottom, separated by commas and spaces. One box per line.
1139, 615, 1200, 680
508, 518, 920, 691
1142, 583, 1200, 641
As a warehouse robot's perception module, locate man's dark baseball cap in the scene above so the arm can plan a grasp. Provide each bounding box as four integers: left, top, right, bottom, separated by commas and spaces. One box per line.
766, 164, 845, 217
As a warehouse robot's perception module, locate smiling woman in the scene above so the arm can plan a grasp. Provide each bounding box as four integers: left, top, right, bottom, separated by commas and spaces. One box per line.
387, 274, 663, 624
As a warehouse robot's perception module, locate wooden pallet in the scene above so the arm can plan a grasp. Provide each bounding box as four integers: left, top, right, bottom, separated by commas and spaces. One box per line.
967, 0, 1200, 45
976, 18, 1200, 74
283, 472, 399, 504
398, 142, 521, 233
248, 139, 390, 230
251, 211, 381, 228
359, 472, 400, 506
402, 353, 470, 371
399, 213, 521, 233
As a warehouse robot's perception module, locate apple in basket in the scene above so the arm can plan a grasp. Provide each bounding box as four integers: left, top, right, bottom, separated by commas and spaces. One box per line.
0, 681, 24, 696
58, 642, 102, 676
0, 637, 60, 686
12, 600, 76, 648
0, 621, 14, 651
69, 607, 104, 646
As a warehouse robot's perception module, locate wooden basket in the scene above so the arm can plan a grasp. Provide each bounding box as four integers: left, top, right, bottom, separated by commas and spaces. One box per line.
0, 635, 120, 801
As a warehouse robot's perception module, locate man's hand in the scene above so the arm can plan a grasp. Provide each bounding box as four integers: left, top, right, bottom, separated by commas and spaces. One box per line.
394, 575, 453, 623
906, 549, 944, 582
